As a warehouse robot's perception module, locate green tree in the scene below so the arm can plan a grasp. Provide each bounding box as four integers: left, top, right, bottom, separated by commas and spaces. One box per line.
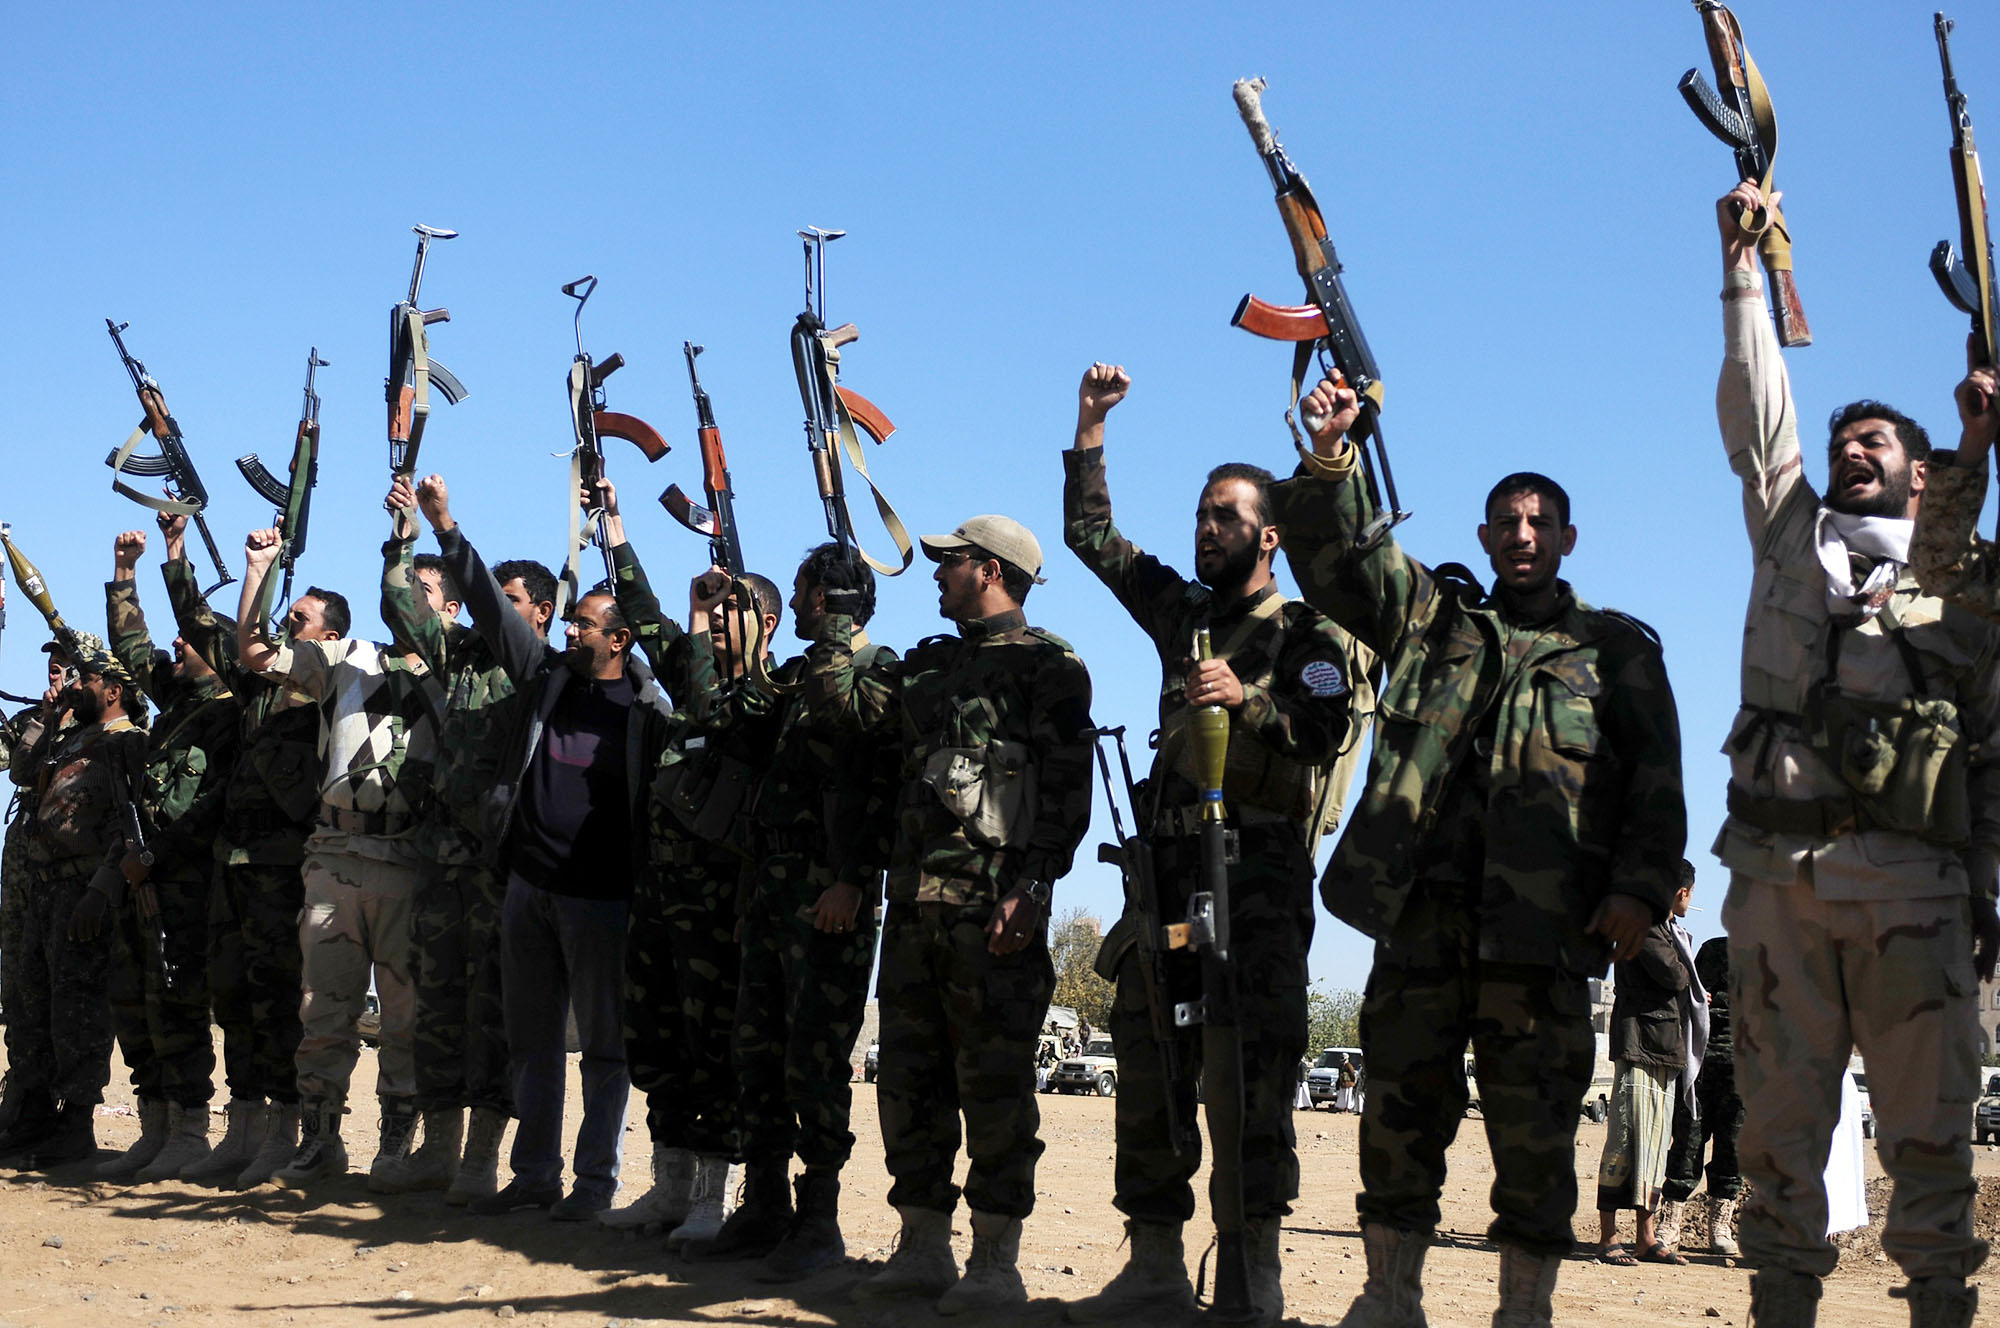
1305, 982, 1362, 1054
1049, 906, 1115, 1029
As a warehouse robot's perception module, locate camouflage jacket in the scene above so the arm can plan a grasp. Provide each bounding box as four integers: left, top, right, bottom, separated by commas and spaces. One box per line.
164, 556, 322, 865
382, 534, 519, 865
20, 714, 146, 871
804, 605, 1095, 907
1063, 446, 1358, 829
106, 577, 242, 872
1913, 453, 2000, 618
1270, 456, 1687, 976
1715, 277, 2000, 904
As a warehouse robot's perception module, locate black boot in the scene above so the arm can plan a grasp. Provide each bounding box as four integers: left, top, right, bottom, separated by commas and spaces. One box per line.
758, 1169, 846, 1283
697, 1158, 793, 1260
29, 1100, 98, 1168
0, 1086, 60, 1163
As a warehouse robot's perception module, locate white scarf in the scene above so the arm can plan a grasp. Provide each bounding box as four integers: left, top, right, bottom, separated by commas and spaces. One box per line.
1814, 507, 1912, 619
1671, 917, 1709, 1116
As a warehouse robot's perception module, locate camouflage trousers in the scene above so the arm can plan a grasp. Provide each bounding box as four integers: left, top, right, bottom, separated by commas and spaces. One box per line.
646, 855, 741, 1156
1663, 1060, 1743, 1203
1723, 871, 1988, 1281
295, 834, 418, 1109
108, 865, 215, 1107
208, 859, 306, 1105
623, 870, 693, 1144
1356, 880, 1595, 1257
733, 852, 879, 1170
1109, 829, 1313, 1224
411, 859, 511, 1114
9, 862, 113, 1106
877, 899, 1054, 1219
1, 813, 31, 1042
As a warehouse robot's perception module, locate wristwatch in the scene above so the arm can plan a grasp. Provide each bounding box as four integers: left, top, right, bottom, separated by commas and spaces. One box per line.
1016, 877, 1052, 907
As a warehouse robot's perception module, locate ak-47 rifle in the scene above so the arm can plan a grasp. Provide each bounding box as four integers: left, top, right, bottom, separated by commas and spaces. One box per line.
555, 276, 670, 619
1183, 627, 1254, 1322
1229, 79, 1407, 549
1931, 13, 2000, 422
103, 731, 177, 994
236, 348, 327, 638
387, 224, 467, 479
103, 320, 238, 596
789, 229, 912, 577
1088, 725, 1197, 1159
1680, 0, 1812, 347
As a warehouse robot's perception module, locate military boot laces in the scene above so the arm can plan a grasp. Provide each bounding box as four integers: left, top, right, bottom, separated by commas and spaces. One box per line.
852, 1204, 959, 1302
1654, 1199, 1685, 1252
1710, 1197, 1741, 1257
1492, 1244, 1562, 1328
183, 1100, 266, 1183
936, 1210, 1027, 1316
1889, 1277, 1978, 1328
237, 1103, 301, 1188
93, 1096, 169, 1180
366, 1099, 421, 1191
274, 1103, 348, 1188
665, 1156, 738, 1251
1066, 1220, 1193, 1322
600, 1143, 696, 1231
372, 1107, 461, 1194
1747, 1269, 1822, 1328
1334, 1224, 1431, 1328
757, 1169, 847, 1283
445, 1107, 507, 1206
700, 1159, 793, 1260
135, 1102, 212, 1182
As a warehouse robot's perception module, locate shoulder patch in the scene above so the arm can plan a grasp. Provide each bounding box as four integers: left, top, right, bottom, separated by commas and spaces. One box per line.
1598, 608, 1663, 651
1300, 658, 1348, 698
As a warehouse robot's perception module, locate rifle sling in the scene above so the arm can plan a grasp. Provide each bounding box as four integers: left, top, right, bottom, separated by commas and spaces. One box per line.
1721, 6, 1795, 272
110, 425, 202, 517
819, 333, 914, 577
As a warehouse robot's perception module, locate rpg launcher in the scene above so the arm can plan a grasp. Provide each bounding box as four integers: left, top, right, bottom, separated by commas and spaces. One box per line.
1680, 0, 1812, 347
556, 275, 669, 619
789, 228, 911, 576
236, 347, 327, 638
1931, 14, 2000, 410
103, 319, 237, 596
2, 527, 89, 683
1229, 78, 1407, 549
386, 224, 467, 479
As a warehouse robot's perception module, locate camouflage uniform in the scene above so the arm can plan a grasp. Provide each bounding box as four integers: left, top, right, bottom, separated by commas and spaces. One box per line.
804, 597, 1095, 1220
1269, 450, 1687, 1256
10, 711, 146, 1110
166, 558, 319, 1106
734, 648, 901, 1173
382, 539, 516, 1117
101, 575, 241, 1107
2, 703, 49, 1038
1062, 446, 1357, 1224
1715, 274, 1997, 1282
1664, 937, 1741, 1204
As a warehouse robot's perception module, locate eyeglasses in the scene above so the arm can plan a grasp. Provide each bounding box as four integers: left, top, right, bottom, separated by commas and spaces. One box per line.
935, 549, 991, 570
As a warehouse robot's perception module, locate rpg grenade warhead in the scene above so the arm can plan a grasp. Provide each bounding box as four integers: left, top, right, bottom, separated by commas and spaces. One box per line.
1190, 628, 1231, 822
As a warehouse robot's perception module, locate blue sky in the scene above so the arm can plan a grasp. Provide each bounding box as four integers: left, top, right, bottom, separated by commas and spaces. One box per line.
4, 3, 1996, 988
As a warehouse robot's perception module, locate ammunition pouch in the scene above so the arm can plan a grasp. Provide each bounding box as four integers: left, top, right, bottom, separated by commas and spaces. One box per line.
1808, 687, 1969, 846
655, 746, 755, 849
918, 739, 1037, 850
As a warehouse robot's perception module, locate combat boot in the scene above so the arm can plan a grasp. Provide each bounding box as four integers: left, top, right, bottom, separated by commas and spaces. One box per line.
1246, 1215, 1284, 1326
1710, 1197, 1741, 1257
1334, 1223, 1431, 1328
92, 1096, 168, 1180
851, 1204, 958, 1302
1655, 1199, 1685, 1251
1747, 1268, 1821, 1328
1491, 1244, 1562, 1328
182, 1099, 266, 1183
237, 1103, 300, 1188
372, 1107, 461, 1194
0, 1072, 27, 1137
1065, 1219, 1192, 1322
0, 1084, 58, 1164
445, 1107, 506, 1206
274, 1100, 348, 1188
366, 1096, 420, 1191
698, 1157, 793, 1259
30, 1099, 98, 1167
599, 1142, 695, 1232
665, 1155, 739, 1252
936, 1209, 1027, 1315
136, 1102, 212, 1181
1889, 1277, 1978, 1328
758, 1168, 847, 1283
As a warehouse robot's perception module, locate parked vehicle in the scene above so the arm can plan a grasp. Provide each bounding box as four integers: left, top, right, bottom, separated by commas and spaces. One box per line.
1046, 1036, 1119, 1096
1304, 1046, 1363, 1109
1974, 1072, 2000, 1146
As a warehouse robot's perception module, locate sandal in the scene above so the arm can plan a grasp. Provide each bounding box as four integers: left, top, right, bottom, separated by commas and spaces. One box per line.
1638, 1242, 1689, 1266
1598, 1243, 1639, 1266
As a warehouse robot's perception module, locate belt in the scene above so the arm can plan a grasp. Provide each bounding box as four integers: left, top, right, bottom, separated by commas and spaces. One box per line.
1725, 784, 1857, 839
317, 806, 412, 837
1152, 803, 1295, 839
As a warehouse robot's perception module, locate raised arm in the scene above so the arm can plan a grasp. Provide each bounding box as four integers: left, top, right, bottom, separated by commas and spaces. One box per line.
1715, 180, 1810, 539
802, 610, 900, 736
105, 529, 158, 704
381, 474, 448, 673
1912, 362, 2000, 617
417, 474, 548, 687
160, 510, 236, 679
235, 528, 286, 676
604, 523, 694, 702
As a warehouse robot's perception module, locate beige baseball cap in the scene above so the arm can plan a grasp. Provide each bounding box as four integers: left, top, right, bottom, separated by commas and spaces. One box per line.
921, 515, 1047, 584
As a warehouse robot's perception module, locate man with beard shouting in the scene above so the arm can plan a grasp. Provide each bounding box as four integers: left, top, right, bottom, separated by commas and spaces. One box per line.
1709, 179, 1999, 1328
1060, 362, 1363, 1326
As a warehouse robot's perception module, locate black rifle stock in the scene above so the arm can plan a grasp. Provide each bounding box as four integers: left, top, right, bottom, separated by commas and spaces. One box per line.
386, 225, 467, 480
237, 347, 327, 638
103, 320, 237, 596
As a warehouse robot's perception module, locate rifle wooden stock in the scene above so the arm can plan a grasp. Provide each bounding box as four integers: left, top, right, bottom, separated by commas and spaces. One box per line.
140, 389, 174, 440
1766, 263, 1811, 349
594, 411, 670, 462
1231, 294, 1329, 343
836, 387, 896, 443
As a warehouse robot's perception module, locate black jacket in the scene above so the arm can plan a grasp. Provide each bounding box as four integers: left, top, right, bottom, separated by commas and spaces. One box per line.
1610, 918, 1690, 1071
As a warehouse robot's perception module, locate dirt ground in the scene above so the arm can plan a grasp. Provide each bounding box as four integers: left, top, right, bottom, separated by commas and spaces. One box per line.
1, 1038, 1993, 1326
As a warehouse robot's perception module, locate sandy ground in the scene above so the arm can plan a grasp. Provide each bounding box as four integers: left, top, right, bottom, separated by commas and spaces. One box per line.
0, 1036, 1993, 1327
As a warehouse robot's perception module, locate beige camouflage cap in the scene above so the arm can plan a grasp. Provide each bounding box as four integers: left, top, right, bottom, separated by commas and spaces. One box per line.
921, 515, 1048, 585
43, 630, 108, 661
